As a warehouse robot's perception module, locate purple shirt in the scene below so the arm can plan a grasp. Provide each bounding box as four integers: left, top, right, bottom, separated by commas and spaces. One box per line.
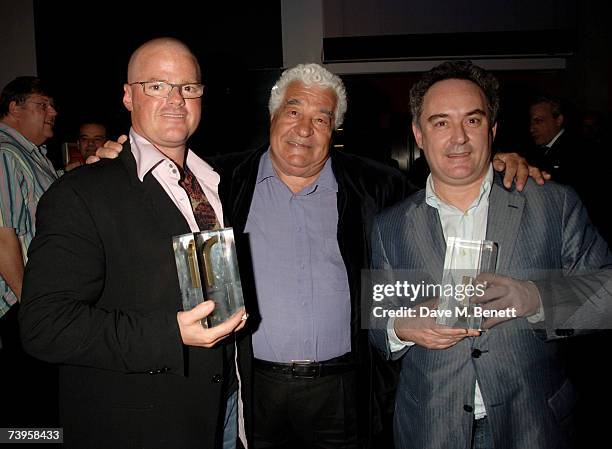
245, 151, 351, 362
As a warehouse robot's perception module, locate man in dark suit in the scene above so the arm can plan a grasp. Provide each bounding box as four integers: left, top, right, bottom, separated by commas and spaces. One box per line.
370, 61, 612, 449
527, 95, 576, 184
19, 38, 248, 449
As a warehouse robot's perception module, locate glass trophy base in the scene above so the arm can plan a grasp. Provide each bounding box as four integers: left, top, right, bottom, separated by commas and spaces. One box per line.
436, 237, 497, 330
173, 228, 245, 328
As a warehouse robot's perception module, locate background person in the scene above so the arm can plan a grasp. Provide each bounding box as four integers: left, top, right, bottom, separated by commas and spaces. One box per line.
65, 121, 108, 171
0, 75, 60, 427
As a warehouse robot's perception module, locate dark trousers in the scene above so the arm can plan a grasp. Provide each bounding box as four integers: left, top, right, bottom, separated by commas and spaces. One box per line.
471, 417, 493, 449
253, 364, 359, 449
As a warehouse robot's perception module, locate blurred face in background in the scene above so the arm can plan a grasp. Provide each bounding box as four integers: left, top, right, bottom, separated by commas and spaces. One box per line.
77, 123, 107, 159
529, 102, 563, 146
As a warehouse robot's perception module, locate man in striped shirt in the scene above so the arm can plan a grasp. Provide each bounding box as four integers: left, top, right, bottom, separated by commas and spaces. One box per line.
0, 76, 58, 318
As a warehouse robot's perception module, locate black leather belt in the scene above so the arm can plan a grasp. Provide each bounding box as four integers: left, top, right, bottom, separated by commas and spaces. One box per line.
254, 353, 355, 378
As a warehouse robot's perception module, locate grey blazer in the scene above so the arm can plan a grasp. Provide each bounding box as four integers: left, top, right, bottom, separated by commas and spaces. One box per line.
370, 173, 612, 449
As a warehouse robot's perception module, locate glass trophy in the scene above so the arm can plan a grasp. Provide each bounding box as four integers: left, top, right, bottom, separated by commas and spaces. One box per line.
436, 237, 498, 330
172, 228, 245, 328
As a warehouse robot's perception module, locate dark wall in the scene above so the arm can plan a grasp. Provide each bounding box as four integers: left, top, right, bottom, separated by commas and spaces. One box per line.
33, 1, 608, 171
33, 1, 283, 165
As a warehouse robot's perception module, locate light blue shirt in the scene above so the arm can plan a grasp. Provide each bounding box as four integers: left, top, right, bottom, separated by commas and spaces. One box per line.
389, 163, 494, 419
245, 151, 351, 362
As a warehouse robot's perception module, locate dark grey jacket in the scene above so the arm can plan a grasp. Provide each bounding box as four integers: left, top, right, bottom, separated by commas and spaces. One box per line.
370, 174, 612, 449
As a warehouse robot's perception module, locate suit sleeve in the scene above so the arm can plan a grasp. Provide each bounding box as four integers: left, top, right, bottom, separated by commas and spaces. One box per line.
534, 186, 612, 336
19, 180, 185, 374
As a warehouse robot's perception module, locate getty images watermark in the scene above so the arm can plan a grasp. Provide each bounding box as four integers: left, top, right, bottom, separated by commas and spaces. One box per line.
369, 280, 516, 320
361, 270, 518, 330
361, 269, 612, 331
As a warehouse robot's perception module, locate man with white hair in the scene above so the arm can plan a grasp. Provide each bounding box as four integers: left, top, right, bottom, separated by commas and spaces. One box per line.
216, 63, 408, 448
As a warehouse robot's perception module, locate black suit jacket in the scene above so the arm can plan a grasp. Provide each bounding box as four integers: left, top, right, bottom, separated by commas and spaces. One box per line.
211, 145, 411, 446
20, 143, 251, 449
526, 130, 577, 185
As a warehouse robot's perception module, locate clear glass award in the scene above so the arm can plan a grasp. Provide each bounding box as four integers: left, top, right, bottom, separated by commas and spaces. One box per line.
172, 228, 245, 328
436, 237, 498, 329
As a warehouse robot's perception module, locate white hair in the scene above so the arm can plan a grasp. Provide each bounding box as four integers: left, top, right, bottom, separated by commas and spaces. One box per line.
268, 63, 347, 129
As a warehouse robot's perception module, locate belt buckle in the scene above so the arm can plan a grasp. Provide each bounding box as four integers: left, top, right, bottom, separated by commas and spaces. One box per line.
290, 360, 320, 378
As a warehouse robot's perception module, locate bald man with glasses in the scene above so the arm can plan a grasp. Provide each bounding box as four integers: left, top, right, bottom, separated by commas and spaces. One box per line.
19, 38, 249, 449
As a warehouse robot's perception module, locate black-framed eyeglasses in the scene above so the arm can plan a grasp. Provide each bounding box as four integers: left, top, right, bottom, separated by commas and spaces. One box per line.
129, 81, 204, 99
24, 100, 56, 112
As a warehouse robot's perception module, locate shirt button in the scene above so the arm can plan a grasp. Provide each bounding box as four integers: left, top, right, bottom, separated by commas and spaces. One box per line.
471, 349, 482, 358
172, 169, 177, 175
463, 405, 473, 413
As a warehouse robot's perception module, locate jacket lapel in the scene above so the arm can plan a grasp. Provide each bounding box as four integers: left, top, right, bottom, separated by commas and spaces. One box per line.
225, 147, 266, 234
412, 199, 446, 281
119, 141, 190, 237
332, 151, 366, 268
486, 177, 524, 273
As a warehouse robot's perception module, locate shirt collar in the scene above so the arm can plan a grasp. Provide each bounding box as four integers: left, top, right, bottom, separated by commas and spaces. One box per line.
545, 128, 565, 148
129, 128, 219, 186
426, 163, 494, 211
0, 122, 40, 153
314, 155, 337, 193
256, 149, 277, 184
130, 128, 169, 181
256, 149, 338, 194
185, 148, 220, 188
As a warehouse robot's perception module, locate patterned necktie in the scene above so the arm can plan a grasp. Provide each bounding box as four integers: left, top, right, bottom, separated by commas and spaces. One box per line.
178, 164, 219, 231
